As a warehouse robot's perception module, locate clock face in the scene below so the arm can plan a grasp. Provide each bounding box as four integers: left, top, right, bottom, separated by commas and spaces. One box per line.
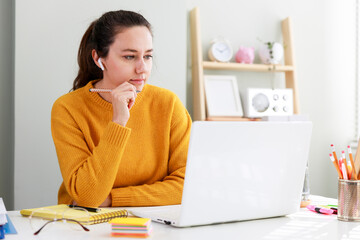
209, 41, 233, 62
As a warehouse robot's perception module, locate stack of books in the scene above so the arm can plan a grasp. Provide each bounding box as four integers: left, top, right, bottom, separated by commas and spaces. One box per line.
109, 217, 152, 238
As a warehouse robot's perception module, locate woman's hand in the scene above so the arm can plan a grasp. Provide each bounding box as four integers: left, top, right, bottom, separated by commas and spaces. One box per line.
111, 82, 138, 126
99, 194, 112, 207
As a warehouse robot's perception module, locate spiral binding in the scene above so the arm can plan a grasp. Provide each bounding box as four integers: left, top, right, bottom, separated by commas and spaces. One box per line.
90, 209, 128, 224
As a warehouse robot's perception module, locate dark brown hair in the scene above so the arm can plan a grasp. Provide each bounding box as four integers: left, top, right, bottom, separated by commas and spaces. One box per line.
72, 10, 152, 91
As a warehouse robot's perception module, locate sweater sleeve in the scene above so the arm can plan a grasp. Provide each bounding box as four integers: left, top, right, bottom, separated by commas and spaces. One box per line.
51, 100, 131, 207
110, 97, 192, 206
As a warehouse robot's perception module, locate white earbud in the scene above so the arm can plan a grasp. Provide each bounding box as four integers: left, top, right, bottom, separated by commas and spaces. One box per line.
97, 58, 104, 71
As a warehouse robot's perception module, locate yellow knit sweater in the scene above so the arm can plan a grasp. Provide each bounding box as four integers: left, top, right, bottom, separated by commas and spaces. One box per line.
51, 80, 192, 207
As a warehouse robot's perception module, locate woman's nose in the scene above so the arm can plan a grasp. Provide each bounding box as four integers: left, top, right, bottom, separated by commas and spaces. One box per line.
135, 59, 147, 74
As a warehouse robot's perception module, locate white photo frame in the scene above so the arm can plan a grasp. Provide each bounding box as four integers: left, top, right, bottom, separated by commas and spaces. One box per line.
203, 75, 243, 117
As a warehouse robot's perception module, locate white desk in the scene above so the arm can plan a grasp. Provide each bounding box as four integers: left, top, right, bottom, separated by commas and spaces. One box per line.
4, 196, 360, 240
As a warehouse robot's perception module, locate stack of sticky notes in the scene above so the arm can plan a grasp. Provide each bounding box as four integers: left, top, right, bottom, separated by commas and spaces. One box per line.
110, 217, 152, 238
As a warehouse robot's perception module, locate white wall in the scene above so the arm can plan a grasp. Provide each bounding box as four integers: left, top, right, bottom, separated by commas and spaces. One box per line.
186, 0, 356, 198
13, 0, 356, 209
14, 0, 186, 209
0, 0, 14, 210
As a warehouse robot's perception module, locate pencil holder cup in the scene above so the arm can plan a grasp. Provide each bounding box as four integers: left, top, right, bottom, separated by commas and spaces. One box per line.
338, 179, 360, 221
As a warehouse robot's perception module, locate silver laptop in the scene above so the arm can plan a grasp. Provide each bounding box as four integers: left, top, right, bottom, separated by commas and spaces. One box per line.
129, 121, 312, 227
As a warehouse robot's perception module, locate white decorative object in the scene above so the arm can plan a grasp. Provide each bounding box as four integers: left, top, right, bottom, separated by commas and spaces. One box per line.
242, 88, 293, 118
259, 42, 284, 64
204, 75, 243, 117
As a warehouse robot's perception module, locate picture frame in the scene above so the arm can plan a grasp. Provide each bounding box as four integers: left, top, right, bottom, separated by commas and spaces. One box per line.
203, 75, 243, 117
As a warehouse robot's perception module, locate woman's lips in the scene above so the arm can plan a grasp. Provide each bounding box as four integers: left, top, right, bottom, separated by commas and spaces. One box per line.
130, 79, 145, 85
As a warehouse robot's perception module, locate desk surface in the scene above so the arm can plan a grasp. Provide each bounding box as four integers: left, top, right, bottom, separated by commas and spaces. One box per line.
5, 196, 360, 240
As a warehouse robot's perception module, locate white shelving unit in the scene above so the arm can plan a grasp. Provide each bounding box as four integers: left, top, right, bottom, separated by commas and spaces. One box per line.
190, 7, 299, 121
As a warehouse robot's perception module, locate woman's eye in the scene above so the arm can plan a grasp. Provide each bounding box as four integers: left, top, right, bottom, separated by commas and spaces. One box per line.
124, 56, 135, 60
144, 55, 153, 60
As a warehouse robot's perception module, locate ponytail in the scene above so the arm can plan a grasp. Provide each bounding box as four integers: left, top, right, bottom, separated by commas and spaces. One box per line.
72, 21, 102, 91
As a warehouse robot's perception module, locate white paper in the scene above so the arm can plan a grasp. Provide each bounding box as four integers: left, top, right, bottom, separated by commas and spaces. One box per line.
0, 198, 7, 225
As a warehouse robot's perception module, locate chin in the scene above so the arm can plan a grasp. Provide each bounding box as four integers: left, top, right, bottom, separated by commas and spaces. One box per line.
135, 81, 146, 91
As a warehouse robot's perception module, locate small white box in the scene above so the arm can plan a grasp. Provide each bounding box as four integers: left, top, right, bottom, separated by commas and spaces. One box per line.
242, 88, 294, 118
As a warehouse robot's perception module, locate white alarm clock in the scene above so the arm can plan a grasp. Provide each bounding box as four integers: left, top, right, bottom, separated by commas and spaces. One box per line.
208, 38, 233, 62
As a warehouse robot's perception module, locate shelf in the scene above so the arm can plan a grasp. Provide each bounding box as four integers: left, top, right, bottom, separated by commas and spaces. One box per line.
203, 61, 295, 72
190, 7, 299, 121
206, 116, 261, 121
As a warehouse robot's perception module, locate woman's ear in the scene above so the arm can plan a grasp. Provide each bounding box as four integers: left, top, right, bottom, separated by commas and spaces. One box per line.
92, 50, 104, 71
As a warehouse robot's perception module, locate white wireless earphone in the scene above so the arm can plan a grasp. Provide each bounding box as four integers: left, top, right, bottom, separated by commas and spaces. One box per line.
97, 58, 105, 71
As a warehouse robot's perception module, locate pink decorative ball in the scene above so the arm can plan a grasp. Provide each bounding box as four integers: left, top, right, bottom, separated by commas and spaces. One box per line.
235, 47, 255, 64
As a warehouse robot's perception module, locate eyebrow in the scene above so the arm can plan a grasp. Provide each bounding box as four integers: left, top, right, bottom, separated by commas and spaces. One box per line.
122, 49, 153, 53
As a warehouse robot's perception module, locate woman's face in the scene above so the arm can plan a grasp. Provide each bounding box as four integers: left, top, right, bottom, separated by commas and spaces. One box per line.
102, 26, 153, 91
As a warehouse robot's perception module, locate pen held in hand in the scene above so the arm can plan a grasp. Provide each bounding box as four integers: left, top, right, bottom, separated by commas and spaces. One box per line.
89, 88, 141, 93
89, 88, 139, 109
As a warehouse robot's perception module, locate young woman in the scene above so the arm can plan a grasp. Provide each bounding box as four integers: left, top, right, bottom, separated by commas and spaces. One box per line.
51, 10, 192, 207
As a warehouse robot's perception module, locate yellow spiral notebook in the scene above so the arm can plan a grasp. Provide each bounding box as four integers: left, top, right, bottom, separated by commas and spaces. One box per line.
20, 204, 128, 225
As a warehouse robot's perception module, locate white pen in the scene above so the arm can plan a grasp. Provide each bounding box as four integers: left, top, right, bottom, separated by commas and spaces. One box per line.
89, 88, 141, 93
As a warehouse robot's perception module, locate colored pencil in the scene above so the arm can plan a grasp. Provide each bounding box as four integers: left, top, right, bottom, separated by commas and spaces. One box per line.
329, 154, 343, 179
341, 151, 350, 179
341, 159, 348, 180
347, 163, 353, 179
331, 144, 339, 166
347, 146, 358, 180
